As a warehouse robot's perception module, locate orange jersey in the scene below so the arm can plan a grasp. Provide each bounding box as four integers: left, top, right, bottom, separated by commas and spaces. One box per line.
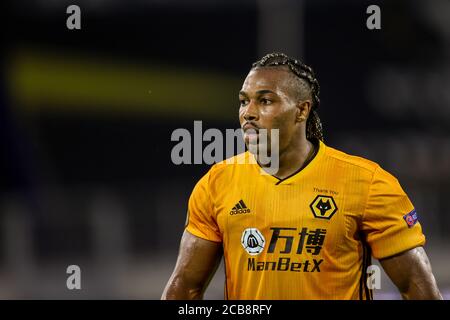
185, 139, 425, 300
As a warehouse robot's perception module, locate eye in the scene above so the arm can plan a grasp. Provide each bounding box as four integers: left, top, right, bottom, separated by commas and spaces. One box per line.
239, 98, 249, 107
260, 98, 272, 105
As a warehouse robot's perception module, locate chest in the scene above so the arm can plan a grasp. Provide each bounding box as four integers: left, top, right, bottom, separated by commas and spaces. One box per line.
214, 182, 364, 255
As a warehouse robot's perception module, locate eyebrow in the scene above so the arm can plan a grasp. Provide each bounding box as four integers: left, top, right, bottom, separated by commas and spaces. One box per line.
239, 89, 276, 96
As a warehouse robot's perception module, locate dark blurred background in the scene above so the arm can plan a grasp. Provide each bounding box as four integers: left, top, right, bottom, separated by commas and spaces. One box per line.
1, 0, 449, 299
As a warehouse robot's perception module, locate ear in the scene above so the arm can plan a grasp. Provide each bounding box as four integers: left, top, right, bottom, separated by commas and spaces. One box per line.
296, 100, 312, 123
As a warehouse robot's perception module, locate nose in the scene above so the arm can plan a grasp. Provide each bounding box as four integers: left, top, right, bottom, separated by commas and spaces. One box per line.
243, 101, 258, 122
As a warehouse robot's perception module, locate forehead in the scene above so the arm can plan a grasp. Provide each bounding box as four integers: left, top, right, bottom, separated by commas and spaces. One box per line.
241, 66, 296, 95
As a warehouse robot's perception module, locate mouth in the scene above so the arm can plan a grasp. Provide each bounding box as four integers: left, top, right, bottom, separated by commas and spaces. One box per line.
243, 123, 260, 133
242, 123, 260, 144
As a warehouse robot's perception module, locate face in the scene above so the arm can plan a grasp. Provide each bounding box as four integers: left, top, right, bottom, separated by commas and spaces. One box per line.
239, 67, 309, 156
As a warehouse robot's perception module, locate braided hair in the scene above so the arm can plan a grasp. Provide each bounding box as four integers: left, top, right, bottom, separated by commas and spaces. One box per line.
252, 52, 324, 142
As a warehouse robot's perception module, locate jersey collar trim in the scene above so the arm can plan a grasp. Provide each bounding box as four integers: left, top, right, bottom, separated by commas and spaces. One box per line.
251, 139, 326, 185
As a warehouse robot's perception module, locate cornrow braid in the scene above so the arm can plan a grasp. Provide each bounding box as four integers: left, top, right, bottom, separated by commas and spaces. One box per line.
252, 52, 324, 142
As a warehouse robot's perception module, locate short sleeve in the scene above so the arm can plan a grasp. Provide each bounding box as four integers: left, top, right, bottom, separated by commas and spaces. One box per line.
362, 166, 425, 259
185, 170, 222, 242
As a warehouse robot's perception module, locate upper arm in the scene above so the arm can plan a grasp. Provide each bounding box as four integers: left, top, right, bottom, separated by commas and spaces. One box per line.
162, 168, 223, 300
161, 230, 223, 300
380, 246, 442, 300
361, 167, 425, 259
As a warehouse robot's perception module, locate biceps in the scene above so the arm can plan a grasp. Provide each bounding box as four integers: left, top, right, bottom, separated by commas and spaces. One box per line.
173, 230, 223, 288
380, 246, 432, 292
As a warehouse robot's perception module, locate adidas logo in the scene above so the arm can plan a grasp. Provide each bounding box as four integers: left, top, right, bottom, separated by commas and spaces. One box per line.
230, 200, 251, 215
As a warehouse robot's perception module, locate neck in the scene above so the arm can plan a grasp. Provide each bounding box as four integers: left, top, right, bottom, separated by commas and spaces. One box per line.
259, 136, 315, 180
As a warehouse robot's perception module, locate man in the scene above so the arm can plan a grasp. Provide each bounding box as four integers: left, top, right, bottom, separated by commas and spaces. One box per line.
162, 53, 442, 300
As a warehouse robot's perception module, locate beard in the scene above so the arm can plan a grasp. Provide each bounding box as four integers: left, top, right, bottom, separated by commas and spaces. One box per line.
245, 128, 279, 167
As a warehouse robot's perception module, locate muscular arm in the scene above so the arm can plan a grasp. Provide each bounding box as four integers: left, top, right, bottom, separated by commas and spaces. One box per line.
380, 246, 442, 300
161, 230, 223, 300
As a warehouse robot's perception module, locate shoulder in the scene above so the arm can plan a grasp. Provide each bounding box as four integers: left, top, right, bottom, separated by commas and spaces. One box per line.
210, 151, 252, 174
320, 143, 407, 200
322, 142, 381, 175
201, 151, 252, 185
